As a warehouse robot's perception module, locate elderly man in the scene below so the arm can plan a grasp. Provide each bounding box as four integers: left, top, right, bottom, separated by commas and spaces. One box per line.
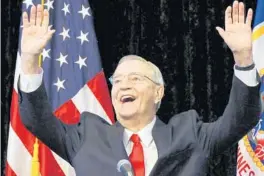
19, 1, 260, 176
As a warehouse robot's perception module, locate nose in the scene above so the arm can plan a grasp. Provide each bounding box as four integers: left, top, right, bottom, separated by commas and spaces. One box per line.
119, 77, 133, 90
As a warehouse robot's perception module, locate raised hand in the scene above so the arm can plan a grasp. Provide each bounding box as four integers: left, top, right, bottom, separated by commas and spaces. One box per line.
21, 4, 55, 74
216, 1, 253, 67
21, 4, 55, 55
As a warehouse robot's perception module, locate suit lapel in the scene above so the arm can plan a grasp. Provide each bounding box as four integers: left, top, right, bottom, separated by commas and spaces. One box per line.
152, 118, 172, 158
149, 118, 172, 176
107, 122, 129, 162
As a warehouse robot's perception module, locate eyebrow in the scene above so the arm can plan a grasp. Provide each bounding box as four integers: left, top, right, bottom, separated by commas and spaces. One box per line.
112, 72, 149, 77
111, 74, 122, 78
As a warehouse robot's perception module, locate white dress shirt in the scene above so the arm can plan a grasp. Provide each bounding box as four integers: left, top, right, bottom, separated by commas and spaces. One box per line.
18, 65, 259, 176
123, 117, 157, 176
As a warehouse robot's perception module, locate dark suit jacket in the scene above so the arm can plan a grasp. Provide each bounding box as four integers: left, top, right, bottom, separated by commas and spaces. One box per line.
19, 76, 260, 176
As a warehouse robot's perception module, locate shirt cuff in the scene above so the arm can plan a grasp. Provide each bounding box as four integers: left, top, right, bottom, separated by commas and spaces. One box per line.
19, 68, 44, 93
234, 64, 259, 87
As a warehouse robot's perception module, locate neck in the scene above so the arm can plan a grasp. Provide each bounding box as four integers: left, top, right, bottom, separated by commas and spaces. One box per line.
118, 114, 155, 132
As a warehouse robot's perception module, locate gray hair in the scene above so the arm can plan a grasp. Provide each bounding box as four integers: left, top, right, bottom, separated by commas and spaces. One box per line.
117, 55, 165, 111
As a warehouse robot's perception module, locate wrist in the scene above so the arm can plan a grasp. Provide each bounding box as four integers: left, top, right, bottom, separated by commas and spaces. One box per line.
21, 64, 41, 74
233, 51, 253, 67
235, 59, 254, 67
21, 52, 40, 60
21, 52, 41, 74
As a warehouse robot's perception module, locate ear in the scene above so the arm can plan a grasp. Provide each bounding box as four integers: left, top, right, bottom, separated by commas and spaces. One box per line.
155, 85, 164, 104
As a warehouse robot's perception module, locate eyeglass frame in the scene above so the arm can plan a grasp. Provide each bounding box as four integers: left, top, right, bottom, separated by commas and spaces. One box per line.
109, 72, 160, 86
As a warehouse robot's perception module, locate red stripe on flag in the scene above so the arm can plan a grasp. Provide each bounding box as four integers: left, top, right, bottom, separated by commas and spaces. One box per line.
88, 71, 115, 123
5, 162, 17, 176
10, 90, 35, 154
39, 141, 66, 176
10, 90, 65, 176
54, 99, 80, 124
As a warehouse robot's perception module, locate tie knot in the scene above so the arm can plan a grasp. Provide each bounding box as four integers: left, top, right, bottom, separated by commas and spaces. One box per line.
130, 134, 141, 144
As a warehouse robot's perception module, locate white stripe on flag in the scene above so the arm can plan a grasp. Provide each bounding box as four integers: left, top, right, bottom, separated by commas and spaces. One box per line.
51, 151, 76, 176
12, 52, 69, 175
7, 125, 32, 176
13, 52, 21, 92
71, 84, 112, 124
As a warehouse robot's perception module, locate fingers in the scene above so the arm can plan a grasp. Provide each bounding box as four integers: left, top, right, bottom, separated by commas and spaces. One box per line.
246, 8, 253, 26
22, 12, 30, 28
216, 27, 226, 41
36, 4, 43, 26
232, 1, 239, 23
30, 5, 37, 26
238, 2, 245, 23
225, 6, 232, 29
48, 25, 53, 31
28, 4, 49, 27
229, 1, 251, 25
45, 29, 56, 41
42, 9, 49, 28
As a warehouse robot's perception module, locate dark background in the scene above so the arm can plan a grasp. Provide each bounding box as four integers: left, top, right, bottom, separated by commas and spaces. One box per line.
1, 0, 257, 175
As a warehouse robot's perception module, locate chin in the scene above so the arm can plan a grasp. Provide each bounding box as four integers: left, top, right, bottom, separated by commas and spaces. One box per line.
117, 110, 138, 120
115, 102, 139, 118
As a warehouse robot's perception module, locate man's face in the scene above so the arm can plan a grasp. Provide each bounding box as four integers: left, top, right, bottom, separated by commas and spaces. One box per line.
111, 60, 162, 120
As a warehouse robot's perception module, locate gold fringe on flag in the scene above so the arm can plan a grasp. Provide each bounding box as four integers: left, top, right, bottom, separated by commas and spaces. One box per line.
31, 138, 40, 176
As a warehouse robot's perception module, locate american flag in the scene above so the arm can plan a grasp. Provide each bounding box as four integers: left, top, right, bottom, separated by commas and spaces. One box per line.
6, 0, 114, 175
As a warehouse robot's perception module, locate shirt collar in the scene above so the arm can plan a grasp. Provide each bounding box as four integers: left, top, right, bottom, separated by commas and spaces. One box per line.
123, 117, 156, 148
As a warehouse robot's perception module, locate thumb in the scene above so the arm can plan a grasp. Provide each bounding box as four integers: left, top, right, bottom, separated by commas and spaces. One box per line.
46, 29, 56, 41
216, 27, 226, 40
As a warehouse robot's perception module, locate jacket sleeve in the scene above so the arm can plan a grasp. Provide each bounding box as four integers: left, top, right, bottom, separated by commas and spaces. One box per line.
193, 75, 260, 156
18, 79, 85, 164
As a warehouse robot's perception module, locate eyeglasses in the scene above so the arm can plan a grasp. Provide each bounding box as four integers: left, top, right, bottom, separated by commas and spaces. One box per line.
109, 72, 160, 86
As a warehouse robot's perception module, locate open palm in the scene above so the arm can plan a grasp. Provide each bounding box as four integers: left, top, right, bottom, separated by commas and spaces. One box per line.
21, 5, 55, 55
216, 1, 253, 65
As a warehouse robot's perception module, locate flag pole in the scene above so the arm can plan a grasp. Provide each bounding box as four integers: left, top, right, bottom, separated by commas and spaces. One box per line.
31, 0, 44, 175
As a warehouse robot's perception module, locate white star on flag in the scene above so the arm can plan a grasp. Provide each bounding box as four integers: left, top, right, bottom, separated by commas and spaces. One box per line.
42, 48, 51, 61
56, 53, 68, 67
62, 3, 70, 16
44, 0, 54, 11
75, 56, 87, 69
53, 77, 66, 92
59, 27, 70, 41
23, 0, 34, 9
77, 31, 89, 45
78, 5, 91, 19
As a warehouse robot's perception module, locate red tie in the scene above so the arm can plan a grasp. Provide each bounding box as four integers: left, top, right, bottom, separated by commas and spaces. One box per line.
129, 134, 145, 176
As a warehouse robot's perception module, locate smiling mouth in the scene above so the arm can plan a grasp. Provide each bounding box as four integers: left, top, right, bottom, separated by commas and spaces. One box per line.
120, 96, 136, 103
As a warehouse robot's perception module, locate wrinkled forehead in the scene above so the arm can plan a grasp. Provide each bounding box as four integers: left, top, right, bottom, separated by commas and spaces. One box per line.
113, 59, 154, 76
